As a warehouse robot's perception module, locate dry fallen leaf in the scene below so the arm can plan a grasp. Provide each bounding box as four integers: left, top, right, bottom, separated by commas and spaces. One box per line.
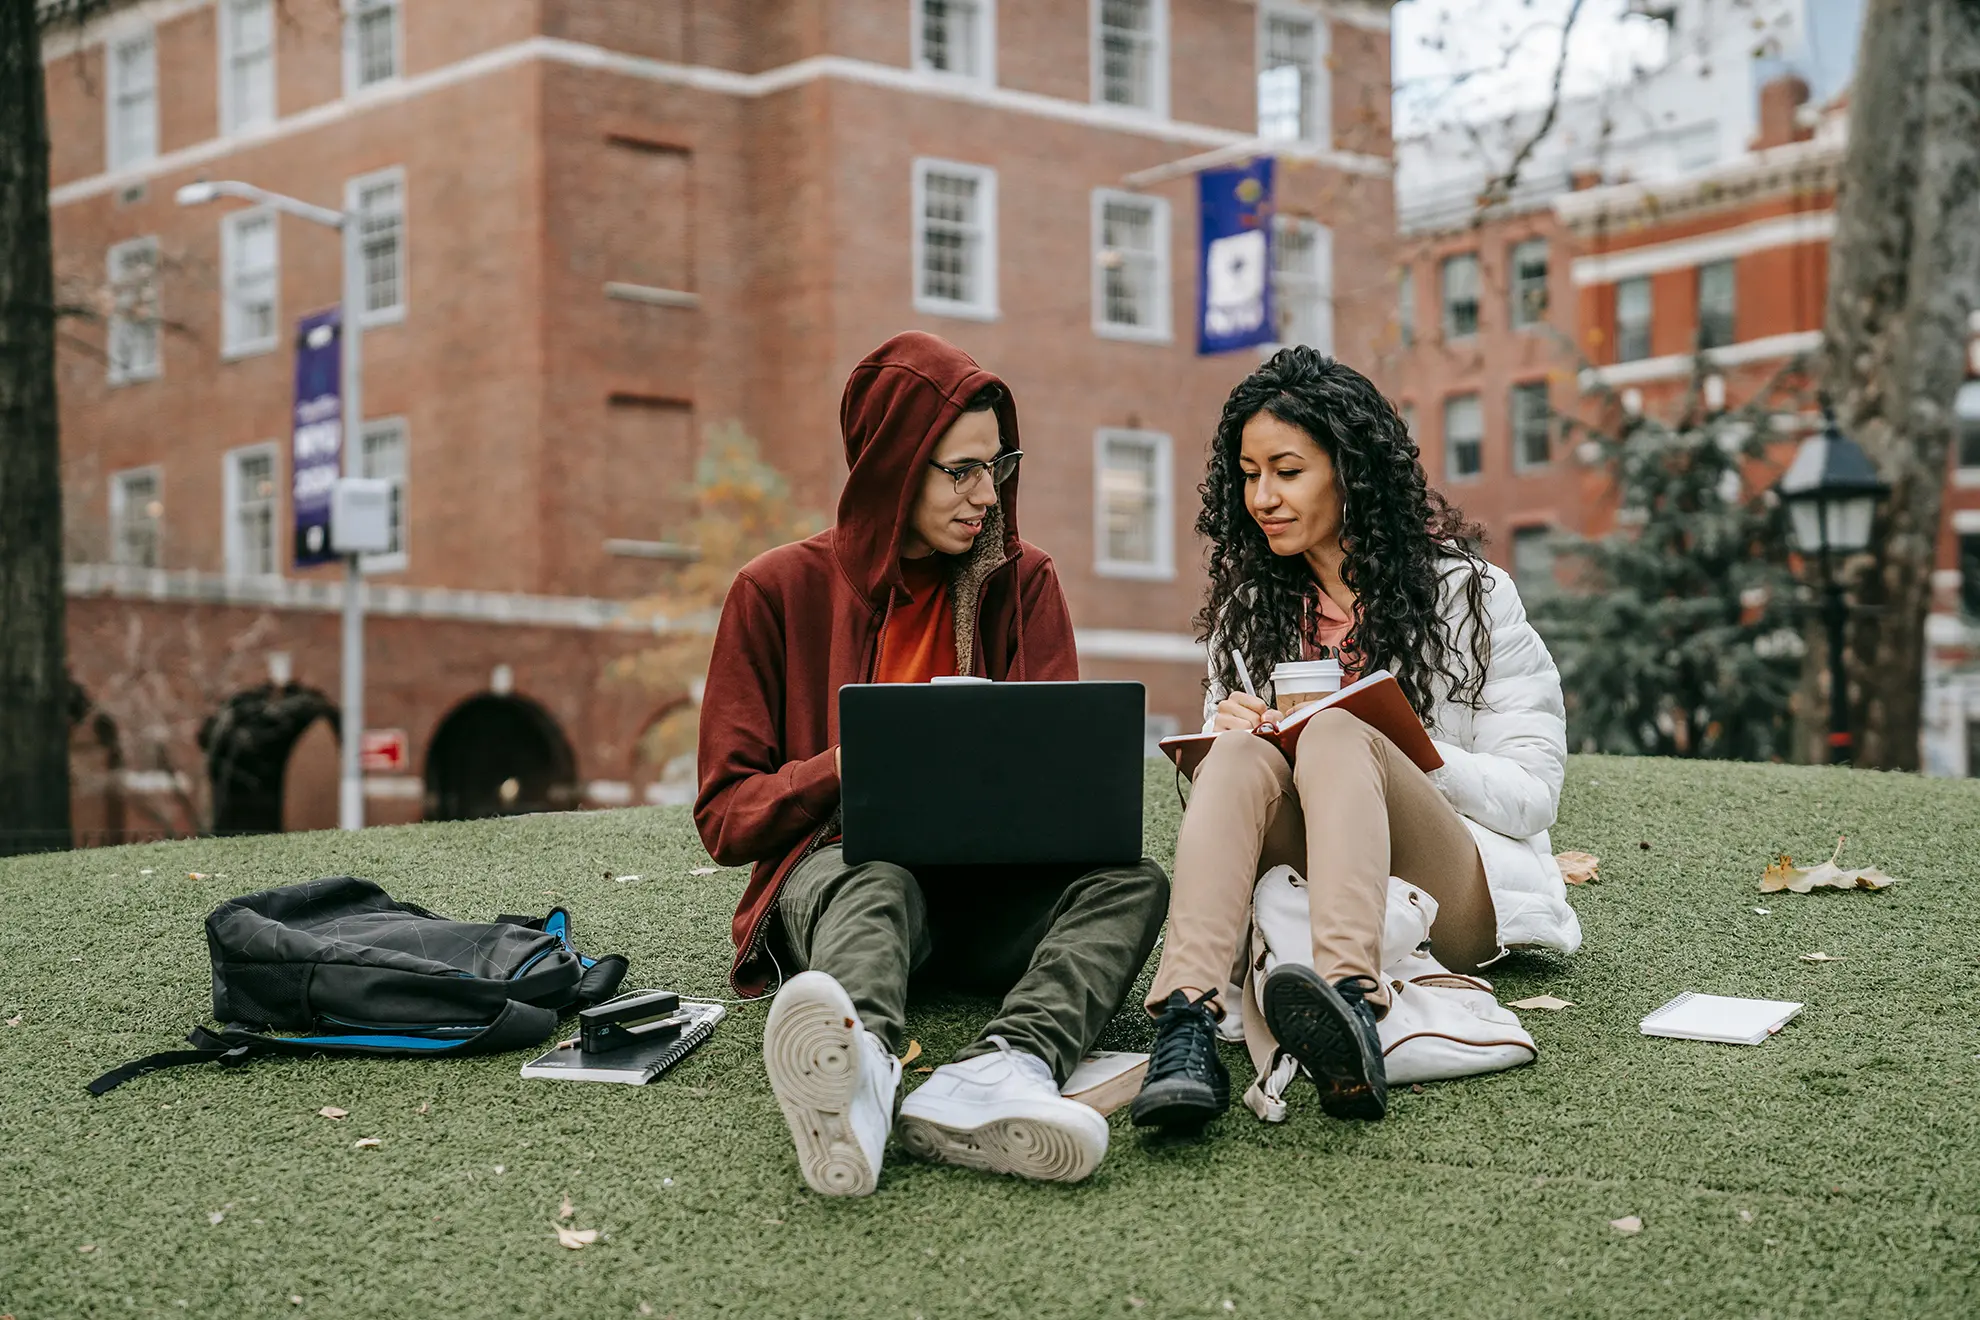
913, 1066, 933, 1074
353, 1137, 381, 1149
1610, 1215, 1643, 1234
78, 1244, 96, 1254
188, 872, 210, 880
1800, 952, 1844, 963
554, 1224, 599, 1250
1555, 851, 1600, 886
558, 1193, 575, 1222
317, 1106, 347, 1120
689, 866, 720, 876
898, 1040, 923, 1067
3, 1016, 19, 1028
1761, 836, 1903, 894
1509, 995, 1574, 1012
208, 1210, 224, 1225
416, 1102, 430, 1115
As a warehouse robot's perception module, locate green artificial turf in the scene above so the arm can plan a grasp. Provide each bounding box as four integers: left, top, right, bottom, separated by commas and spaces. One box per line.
3, 755, 1978, 1319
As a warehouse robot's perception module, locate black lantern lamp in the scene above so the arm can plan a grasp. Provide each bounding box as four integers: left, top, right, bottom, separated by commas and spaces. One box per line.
1774, 409, 1890, 763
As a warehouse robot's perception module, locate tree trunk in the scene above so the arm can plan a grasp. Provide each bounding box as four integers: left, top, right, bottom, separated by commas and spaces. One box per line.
1821, 0, 1980, 771
0, 0, 72, 855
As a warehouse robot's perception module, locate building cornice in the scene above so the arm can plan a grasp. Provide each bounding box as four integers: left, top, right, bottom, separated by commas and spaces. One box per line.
1570, 210, 1837, 286
66, 563, 718, 634
51, 34, 1390, 208
1552, 129, 1846, 235
1578, 329, 1824, 388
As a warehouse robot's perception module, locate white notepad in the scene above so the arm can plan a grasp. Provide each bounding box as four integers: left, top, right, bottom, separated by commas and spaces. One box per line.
1639, 992, 1802, 1045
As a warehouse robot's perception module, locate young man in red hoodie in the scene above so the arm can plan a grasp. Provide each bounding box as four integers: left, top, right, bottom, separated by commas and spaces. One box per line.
695, 332, 1169, 1196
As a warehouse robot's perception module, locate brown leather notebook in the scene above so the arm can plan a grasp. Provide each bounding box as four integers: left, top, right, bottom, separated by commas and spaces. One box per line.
1158, 669, 1444, 779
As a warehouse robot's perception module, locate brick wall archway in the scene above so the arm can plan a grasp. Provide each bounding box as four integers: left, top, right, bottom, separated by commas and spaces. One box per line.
425, 693, 579, 820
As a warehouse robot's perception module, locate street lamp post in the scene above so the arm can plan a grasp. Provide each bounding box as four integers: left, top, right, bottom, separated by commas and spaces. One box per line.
177, 180, 376, 829
1775, 409, 1890, 764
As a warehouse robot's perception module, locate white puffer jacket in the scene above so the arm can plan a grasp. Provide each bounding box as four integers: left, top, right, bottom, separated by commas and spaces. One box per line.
1200, 557, 1581, 960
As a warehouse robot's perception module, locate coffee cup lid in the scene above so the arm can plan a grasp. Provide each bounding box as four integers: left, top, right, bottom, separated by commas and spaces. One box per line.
1271, 658, 1342, 681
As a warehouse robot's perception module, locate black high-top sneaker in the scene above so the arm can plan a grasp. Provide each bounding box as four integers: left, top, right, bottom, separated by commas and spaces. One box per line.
1260, 966, 1388, 1121
1129, 990, 1231, 1130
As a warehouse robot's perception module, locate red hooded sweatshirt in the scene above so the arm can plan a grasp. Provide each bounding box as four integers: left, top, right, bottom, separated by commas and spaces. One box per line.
694, 332, 1081, 993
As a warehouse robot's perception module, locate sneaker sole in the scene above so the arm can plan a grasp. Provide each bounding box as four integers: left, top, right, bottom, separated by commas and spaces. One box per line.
762, 974, 882, 1197
896, 1097, 1107, 1183
1261, 966, 1387, 1121
1129, 1076, 1228, 1130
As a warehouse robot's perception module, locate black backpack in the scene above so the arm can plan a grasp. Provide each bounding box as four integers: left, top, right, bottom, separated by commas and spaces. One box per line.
88, 876, 628, 1095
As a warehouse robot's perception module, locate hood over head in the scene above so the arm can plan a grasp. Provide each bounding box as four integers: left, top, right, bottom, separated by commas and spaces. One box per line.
835, 331, 1022, 604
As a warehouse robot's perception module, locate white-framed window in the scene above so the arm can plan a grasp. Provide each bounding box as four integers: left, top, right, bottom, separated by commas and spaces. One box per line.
1272, 216, 1333, 354
1441, 253, 1480, 339
1698, 259, 1736, 350
1093, 0, 1166, 115
1511, 238, 1548, 329
1616, 276, 1652, 362
1511, 380, 1550, 471
219, 0, 277, 134
1955, 382, 1980, 482
359, 417, 408, 571
221, 208, 279, 357
1091, 189, 1170, 342
1257, 4, 1327, 144
346, 168, 406, 324
1397, 265, 1415, 347
913, 0, 994, 83
345, 0, 402, 92
106, 30, 158, 170
912, 159, 997, 320
106, 236, 161, 385
110, 466, 164, 568
1511, 524, 1555, 595
1444, 394, 1482, 481
223, 443, 280, 578
1094, 428, 1174, 579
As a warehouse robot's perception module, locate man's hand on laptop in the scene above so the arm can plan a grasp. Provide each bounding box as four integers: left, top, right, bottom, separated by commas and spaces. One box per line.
1212, 692, 1282, 733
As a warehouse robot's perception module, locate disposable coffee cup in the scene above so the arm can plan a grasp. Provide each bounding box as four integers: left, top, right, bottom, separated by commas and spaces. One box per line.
1271, 658, 1342, 712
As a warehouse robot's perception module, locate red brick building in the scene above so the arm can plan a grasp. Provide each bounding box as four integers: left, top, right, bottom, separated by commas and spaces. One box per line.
1382, 75, 1980, 774
45, 0, 1401, 840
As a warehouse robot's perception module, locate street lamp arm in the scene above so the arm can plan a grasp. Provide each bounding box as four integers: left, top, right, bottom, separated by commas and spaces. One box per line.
174, 179, 346, 229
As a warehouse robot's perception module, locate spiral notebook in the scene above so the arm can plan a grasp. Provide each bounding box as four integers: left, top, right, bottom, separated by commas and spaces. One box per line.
520, 1000, 726, 1084
1639, 992, 1802, 1046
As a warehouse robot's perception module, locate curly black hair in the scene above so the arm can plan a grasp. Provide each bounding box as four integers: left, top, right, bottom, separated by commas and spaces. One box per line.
1196, 346, 1494, 716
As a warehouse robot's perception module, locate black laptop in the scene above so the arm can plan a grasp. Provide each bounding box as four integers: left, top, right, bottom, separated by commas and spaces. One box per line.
838, 681, 1145, 867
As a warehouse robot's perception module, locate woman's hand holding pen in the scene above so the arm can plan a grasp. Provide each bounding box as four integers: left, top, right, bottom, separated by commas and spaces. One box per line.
1211, 691, 1284, 732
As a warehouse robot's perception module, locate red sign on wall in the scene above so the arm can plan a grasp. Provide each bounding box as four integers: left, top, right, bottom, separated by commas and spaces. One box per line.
360, 728, 409, 773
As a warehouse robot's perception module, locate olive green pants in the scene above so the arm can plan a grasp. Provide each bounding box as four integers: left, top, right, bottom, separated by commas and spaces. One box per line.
775, 845, 1169, 1084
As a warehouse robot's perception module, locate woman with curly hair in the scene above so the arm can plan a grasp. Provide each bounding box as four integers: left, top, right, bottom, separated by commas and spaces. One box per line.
1129, 347, 1580, 1132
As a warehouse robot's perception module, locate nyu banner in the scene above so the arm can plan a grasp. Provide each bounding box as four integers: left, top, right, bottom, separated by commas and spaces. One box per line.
1196, 157, 1275, 355
291, 309, 342, 567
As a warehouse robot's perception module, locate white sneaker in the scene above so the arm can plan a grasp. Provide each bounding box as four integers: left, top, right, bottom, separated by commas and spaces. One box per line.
762, 970, 900, 1197
896, 1037, 1109, 1183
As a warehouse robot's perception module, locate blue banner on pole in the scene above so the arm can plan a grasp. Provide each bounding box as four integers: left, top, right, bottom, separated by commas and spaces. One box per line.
1197, 157, 1275, 355
292, 308, 342, 567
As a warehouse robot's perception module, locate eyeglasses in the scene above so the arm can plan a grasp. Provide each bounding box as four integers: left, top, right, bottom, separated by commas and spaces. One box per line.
929, 449, 1023, 493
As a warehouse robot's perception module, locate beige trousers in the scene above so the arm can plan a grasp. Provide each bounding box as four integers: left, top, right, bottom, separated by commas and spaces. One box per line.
1146, 707, 1497, 1016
